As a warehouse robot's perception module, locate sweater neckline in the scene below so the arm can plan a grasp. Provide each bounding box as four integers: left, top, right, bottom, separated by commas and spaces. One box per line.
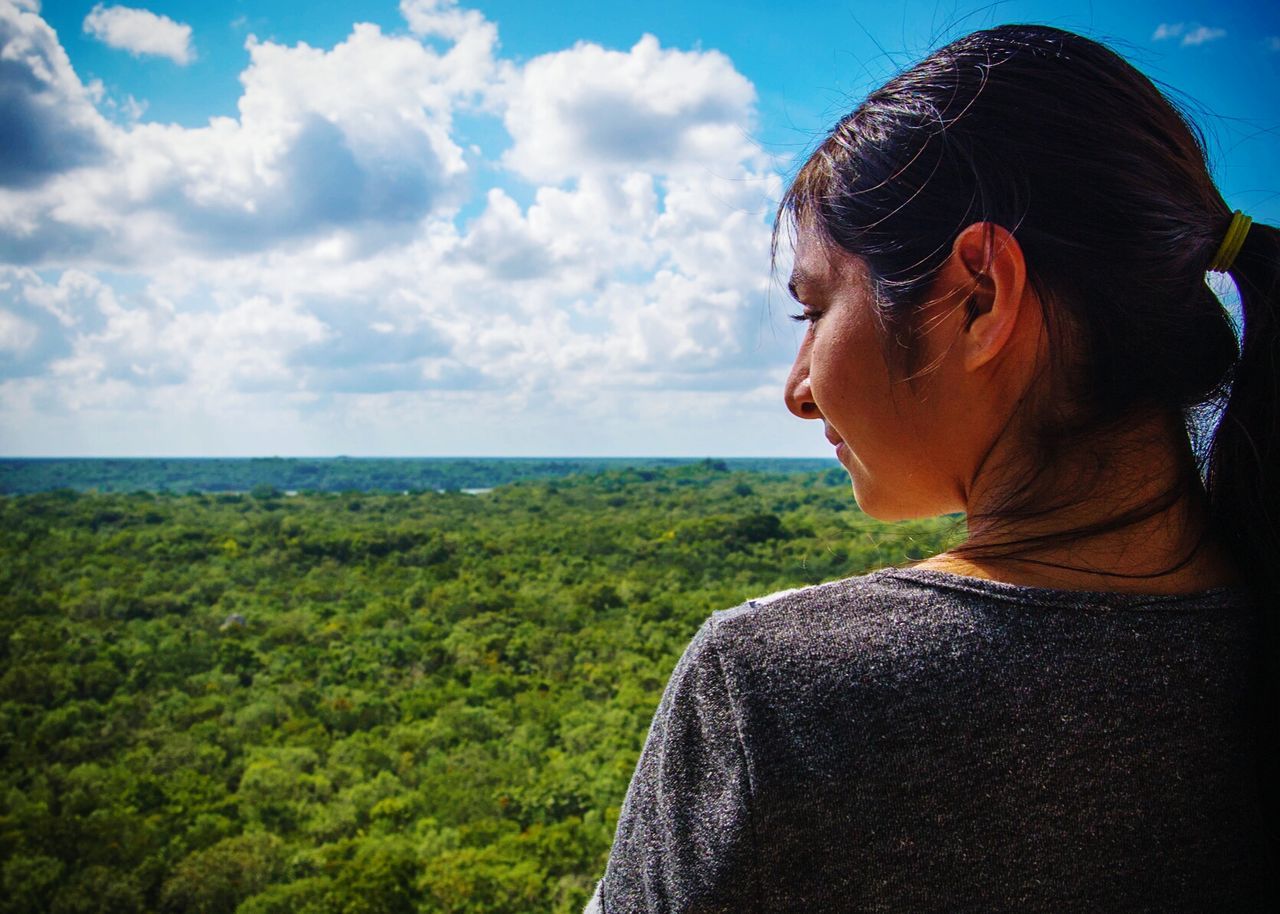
869, 566, 1254, 611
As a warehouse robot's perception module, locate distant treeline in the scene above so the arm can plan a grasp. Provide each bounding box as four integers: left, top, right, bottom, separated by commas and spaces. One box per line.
0, 457, 836, 495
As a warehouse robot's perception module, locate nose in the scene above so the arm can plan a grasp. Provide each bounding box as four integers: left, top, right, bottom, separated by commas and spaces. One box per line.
785, 344, 820, 420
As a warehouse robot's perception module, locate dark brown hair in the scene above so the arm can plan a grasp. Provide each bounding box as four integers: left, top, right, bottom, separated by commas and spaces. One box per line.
777, 24, 1278, 600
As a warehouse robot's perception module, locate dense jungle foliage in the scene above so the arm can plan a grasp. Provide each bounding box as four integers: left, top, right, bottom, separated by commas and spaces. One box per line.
0, 457, 832, 495
1, 465, 959, 913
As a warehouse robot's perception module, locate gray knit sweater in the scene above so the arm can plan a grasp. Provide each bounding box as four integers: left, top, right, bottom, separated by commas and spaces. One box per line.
585, 568, 1269, 913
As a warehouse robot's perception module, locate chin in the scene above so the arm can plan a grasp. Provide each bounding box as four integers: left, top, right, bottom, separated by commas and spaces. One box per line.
851, 481, 942, 522
849, 482, 899, 520
855, 500, 916, 522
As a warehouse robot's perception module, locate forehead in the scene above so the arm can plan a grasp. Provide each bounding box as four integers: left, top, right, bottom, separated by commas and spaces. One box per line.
789, 227, 866, 294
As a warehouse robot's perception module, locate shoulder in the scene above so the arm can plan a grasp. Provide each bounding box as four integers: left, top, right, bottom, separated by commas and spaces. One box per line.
702, 568, 986, 677
674, 569, 996, 758
665, 569, 998, 787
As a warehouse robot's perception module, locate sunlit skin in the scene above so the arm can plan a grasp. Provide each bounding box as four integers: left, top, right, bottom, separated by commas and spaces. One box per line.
783, 223, 1239, 593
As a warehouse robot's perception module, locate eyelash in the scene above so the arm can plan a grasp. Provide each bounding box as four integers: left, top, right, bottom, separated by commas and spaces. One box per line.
790, 310, 823, 324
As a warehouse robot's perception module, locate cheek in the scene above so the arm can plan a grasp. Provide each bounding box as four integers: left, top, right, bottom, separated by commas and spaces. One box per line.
814, 345, 896, 436
828, 379, 952, 515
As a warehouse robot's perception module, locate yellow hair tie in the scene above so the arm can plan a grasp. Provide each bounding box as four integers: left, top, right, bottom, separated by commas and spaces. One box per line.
1207, 210, 1252, 273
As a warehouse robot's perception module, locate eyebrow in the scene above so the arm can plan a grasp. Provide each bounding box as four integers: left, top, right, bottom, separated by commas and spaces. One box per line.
787, 267, 818, 301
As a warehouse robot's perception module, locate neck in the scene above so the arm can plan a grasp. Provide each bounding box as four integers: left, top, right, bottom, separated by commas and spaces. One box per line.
920, 412, 1240, 593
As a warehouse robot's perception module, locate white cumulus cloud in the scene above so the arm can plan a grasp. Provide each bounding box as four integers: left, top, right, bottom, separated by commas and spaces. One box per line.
0, 308, 38, 353
82, 3, 194, 65
401, 0, 485, 41
1182, 25, 1226, 46
1152, 22, 1227, 47
0, 0, 110, 190
500, 34, 761, 183
2, 13, 501, 265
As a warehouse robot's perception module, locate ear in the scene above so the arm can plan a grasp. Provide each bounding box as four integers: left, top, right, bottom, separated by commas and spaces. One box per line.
950, 222, 1029, 372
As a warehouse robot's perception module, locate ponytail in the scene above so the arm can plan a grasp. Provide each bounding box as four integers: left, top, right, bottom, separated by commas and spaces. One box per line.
1207, 219, 1280, 600
1206, 218, 1280, 852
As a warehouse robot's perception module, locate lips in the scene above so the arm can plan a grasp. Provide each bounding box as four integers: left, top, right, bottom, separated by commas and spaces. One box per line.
823, 425, 844, 448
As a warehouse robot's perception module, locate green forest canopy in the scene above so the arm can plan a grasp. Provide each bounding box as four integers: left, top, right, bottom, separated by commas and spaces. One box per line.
1, 464, 959, 913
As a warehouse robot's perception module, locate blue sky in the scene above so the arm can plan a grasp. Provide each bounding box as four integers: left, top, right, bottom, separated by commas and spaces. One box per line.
2, 0, 1277, 456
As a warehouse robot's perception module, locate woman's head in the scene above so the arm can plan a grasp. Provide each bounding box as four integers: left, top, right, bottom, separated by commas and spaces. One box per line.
784, 218, 1049, 521
779, 24, 1259, 534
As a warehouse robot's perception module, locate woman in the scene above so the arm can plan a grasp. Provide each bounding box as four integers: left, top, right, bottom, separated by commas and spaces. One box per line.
587, 24, 1276, 912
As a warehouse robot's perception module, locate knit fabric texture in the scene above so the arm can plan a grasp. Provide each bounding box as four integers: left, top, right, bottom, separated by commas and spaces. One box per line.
587, 568, 1269, 913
